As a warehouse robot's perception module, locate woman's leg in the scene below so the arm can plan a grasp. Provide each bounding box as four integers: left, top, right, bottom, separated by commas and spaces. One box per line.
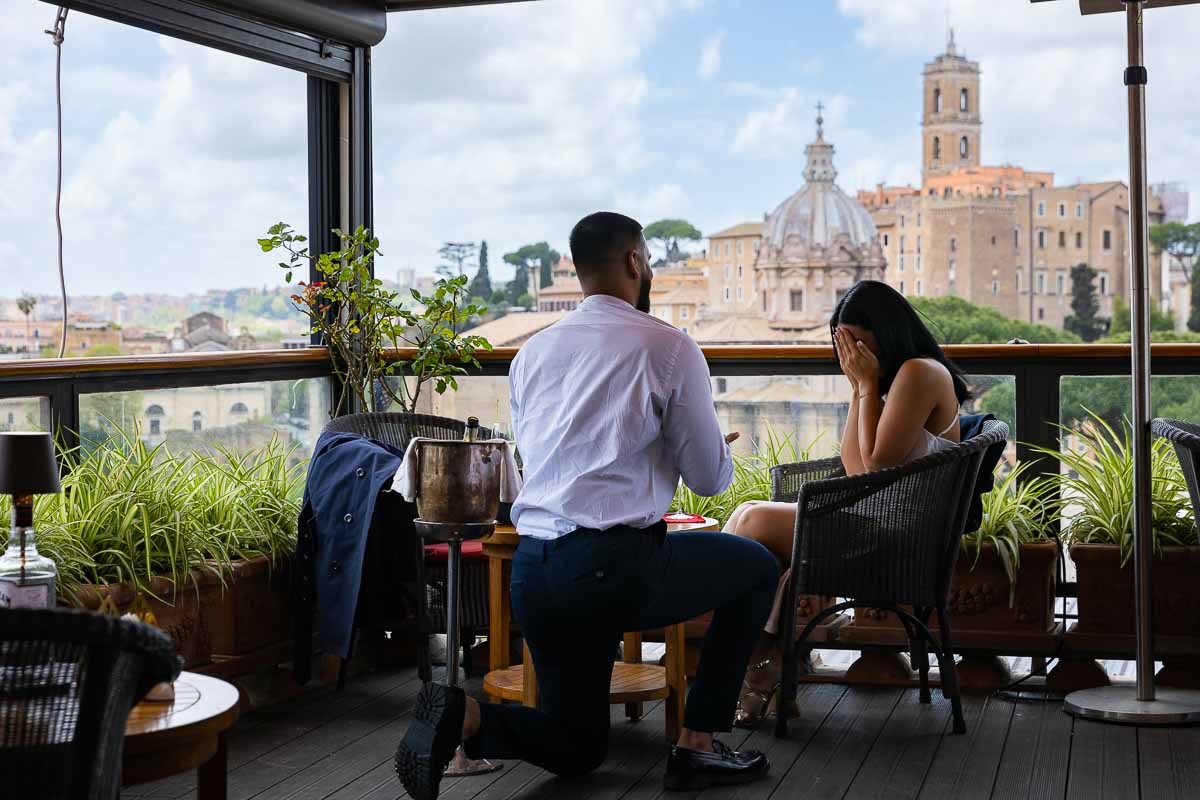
727, 501, 798, 564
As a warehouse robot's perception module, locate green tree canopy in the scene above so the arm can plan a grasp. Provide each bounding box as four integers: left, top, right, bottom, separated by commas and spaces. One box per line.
1102, 295, 1177, 341
437, 242, 477, 279
1063, 263, 1107, 342
907, 295, 1080, 345
504, 242, 560, 290
1150, 221, 1200, 332
643, 219, 702, 265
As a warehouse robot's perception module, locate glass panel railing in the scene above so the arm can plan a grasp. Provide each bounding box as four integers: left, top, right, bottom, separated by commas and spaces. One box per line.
0, 396, 51, 432
79, 378, 330, 462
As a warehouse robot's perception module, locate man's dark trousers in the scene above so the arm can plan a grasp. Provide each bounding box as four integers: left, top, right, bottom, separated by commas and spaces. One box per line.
463, 522, 779, 777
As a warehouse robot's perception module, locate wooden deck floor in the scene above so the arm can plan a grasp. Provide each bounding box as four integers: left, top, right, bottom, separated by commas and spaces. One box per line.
124, 665, 1200, 800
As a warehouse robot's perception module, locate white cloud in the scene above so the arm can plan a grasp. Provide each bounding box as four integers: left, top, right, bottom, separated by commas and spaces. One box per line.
698, 31, 725, 80
837, 0, 1200, 220
731, 90, 852, 159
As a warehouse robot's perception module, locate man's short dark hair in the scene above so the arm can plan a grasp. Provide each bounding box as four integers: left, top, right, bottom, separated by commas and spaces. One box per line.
569, 212, 643, 275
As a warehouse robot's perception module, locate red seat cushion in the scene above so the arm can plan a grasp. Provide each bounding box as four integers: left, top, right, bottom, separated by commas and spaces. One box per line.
424, 541, 486, 563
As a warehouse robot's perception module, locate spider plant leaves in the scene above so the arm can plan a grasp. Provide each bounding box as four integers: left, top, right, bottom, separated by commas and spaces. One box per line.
0, 429, 303, 604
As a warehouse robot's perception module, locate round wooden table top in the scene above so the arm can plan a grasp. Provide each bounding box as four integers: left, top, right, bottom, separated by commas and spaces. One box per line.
124, 672, 240, 784
484, 516, 720, 549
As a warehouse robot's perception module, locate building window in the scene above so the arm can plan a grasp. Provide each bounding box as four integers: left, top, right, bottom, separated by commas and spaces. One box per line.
960, 88, 968, 111
681, 326, 688, 335
959, 136, 969, 159
1076, 202, 1084, 218
681, 307, 689, 320
716, 378, 727, 394
917, 213, 923, 226
948, 258, 956, 280
724, 265, 731, 279
1058, 231, 1066, 248
949, 237, 957, 253
899, 255, 905, 272
916, 235, 922, 254
789, 290, 804, 312
916, 255, 923, 272
1099, 273, 1109, 295
882, 233, 890, 247
932, 136, 941, 160
934, 87, 942, 113
1037, 273, 1045, 294
1076, 232, 1083, 248
737, 265, 743, 279
992, 280, 999, 294
1014, 228, 1020, 249
1103, 229, 1112, 250
1016, 271, 1022, 292
1057, 273, 1065, 295
1037, 202, 1046, 217
737, 286, 744, 301
1038, 307, 1045, 321
1058, 202, 1067, 218
991, 235, 997, 246
737, 240, 744, 255
724, 242, 730, 256
724, 287, 731, 303
762, 292, 768, 312
916, 280, 924, 296
150, 418, 161, 436
192, 412, 203, 432
230, 402, 249, 415
899, 235, 906, 251
943, 187, 952, 199
1038, 230, 1046, 249
900, 216, 906, 228
899, 280, 906, 294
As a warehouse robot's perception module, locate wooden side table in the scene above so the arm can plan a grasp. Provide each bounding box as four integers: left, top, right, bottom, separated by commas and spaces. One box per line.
481, 518, 719, 742
124, 672, 241, 800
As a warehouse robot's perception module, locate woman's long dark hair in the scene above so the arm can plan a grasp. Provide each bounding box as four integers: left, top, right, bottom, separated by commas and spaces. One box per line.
830, 280, 972, 404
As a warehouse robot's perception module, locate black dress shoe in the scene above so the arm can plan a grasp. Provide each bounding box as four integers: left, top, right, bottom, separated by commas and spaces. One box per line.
394, 683, 466, 800
662, 739, 770, 791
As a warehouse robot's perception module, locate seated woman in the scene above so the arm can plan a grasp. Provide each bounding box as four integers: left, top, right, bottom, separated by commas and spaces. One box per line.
724, 280, 973, 727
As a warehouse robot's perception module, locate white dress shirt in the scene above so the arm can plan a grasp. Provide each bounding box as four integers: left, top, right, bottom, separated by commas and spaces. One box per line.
510, 294, 734, 540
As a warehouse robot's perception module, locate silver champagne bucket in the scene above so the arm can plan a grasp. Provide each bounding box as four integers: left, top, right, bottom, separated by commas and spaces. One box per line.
415, 440, 502, 524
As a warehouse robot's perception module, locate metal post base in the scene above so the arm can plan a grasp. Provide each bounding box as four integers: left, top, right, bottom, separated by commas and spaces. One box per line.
1065, 686, 1200, 725
443, 746, 503, 778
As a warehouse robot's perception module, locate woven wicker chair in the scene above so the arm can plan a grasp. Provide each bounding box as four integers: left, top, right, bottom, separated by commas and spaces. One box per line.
1153, 418, 1200, 518
772, 419, 1009, 738
0, 608, 179, 799
322, 413, 494, 684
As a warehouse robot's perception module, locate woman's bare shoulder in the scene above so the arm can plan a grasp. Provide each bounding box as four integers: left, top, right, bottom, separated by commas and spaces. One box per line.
897, 357, 950, 383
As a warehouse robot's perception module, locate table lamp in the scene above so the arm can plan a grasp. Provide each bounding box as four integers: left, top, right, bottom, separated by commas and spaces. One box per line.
0, 432, 62, 609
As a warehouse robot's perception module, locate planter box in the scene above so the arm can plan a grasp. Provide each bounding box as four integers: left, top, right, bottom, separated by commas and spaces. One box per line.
1071, 543, 1200, 637
206, 556, 292, 658
848, 542, 1059, 635
681, 594, 839, 641
73, 568, 223, 668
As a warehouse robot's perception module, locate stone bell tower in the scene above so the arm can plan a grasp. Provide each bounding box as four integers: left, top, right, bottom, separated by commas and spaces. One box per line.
922, 28, 982, 183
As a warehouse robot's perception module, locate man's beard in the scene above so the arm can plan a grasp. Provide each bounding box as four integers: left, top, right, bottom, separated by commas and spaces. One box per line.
636, 274, 652, 314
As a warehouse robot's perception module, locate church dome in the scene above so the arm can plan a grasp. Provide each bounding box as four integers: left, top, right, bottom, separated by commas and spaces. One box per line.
761, 113, 877, 260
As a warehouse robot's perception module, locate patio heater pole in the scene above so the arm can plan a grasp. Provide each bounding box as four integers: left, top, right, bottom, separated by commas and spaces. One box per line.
1057, 0, 1200, 724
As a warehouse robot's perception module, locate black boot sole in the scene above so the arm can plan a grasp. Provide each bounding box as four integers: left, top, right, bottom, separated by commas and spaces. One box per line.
394, 683, 465, 800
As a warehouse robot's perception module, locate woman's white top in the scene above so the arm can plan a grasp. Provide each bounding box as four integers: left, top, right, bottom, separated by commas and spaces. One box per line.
901, 414, 960, 463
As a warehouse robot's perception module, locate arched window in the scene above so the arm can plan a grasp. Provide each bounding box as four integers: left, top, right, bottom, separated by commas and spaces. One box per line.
230, 402, 249, 415
192, 411, 203, 432
145, 404, 164, 416
934, 88, 942, 113
932, 137, 941, 160
960, 88, 969, 111
960, 136, 969, 159
943, 187, 952, 199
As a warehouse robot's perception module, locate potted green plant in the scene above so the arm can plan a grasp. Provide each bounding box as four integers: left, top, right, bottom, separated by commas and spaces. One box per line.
847, 461, 1061, 638
1047, 412, 1199, 638
6, 430, 235, 668
258, 223, 492, 416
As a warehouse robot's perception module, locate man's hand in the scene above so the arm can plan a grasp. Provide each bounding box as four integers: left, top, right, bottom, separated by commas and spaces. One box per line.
725, 432, 741, 445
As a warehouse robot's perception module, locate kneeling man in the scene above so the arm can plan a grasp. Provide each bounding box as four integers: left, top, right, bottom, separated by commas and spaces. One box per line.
396, 212, 780, 797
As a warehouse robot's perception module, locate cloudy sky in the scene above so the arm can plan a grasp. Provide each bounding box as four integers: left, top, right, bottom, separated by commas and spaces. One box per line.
2, 0, 1198, 298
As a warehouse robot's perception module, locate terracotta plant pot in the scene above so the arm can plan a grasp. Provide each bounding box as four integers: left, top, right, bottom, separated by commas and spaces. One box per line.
1071, 543, 1200, 636
206, 556, 292, 657
72, 568, 223, 668
849, 541, 1059, 634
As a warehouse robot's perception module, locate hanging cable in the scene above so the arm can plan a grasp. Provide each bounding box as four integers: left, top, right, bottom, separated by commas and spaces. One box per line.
45, 7, 69, 358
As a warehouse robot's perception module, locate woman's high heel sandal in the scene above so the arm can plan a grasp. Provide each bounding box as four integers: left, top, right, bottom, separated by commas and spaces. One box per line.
733, 658, 783, 729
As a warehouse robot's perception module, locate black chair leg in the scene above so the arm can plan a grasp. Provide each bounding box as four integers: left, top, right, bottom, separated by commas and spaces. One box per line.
911, 606, 932, 704
935, 604, 966, 734
774, 573, 800, 739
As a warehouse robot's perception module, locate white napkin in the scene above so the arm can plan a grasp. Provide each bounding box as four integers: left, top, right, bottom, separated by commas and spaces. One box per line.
394, 437, 523, 504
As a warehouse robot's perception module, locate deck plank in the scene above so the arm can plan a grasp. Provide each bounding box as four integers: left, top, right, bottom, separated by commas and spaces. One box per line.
843, 690, 952, 799
1066, 719, 1139, 800
914, 694, 1013, 800
991, 698, 1072, 800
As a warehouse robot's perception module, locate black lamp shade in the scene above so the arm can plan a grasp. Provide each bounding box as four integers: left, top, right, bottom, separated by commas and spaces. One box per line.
0, 433, 61, 495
